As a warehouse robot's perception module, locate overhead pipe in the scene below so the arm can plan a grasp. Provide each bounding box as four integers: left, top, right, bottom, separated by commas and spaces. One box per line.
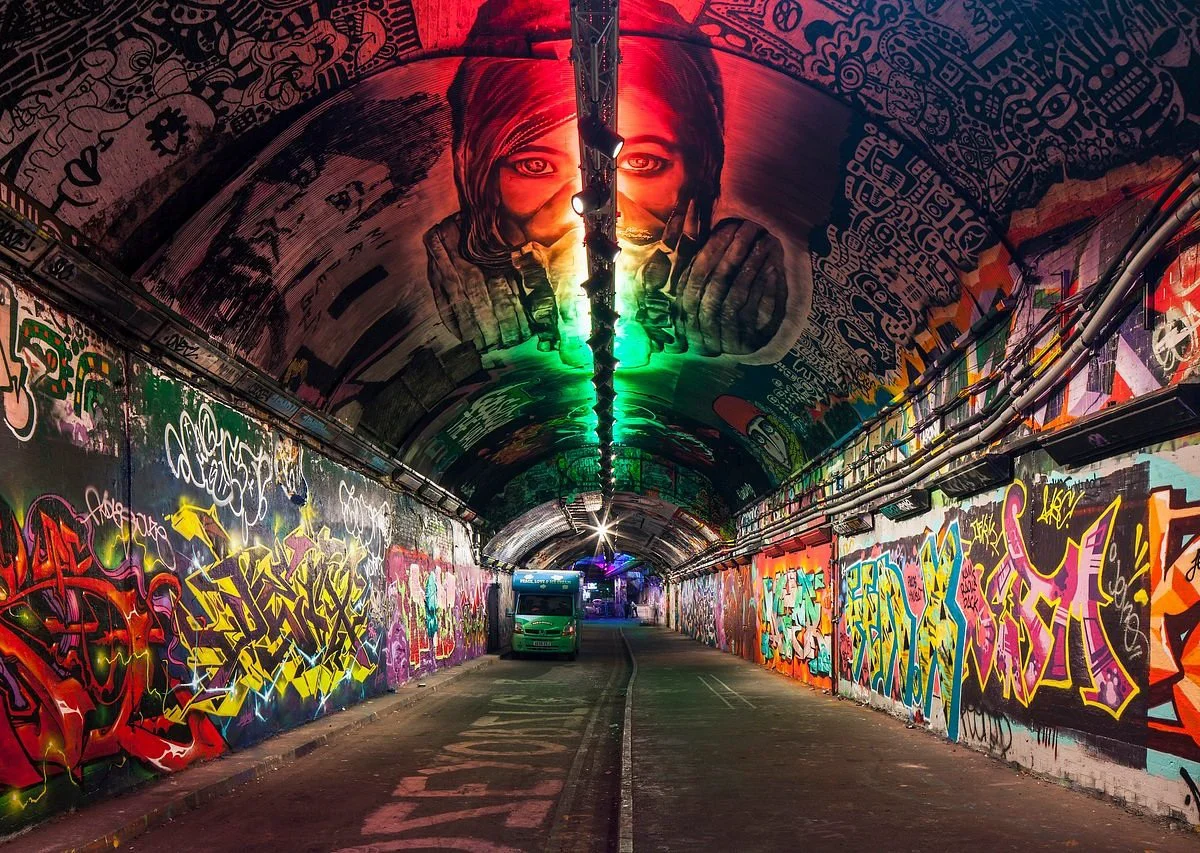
678, 170, 1200, 575
730, 156, 1200, 532
779, 173, 1200, 522
846, 182, 1200, 510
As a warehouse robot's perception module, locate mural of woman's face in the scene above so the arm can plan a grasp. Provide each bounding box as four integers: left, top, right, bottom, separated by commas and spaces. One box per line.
493, 48, 691, 252
616, 51, 689, 244
497, 119, 580, 249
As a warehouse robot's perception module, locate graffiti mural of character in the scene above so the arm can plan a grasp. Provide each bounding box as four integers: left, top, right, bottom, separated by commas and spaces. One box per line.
713, 394, 804, 481
142, 91, 449, 371
426, 0, 801, 367
425, 568, 441, 646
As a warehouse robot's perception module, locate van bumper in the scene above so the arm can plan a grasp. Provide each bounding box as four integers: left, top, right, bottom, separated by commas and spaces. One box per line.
512, 634, 577, 654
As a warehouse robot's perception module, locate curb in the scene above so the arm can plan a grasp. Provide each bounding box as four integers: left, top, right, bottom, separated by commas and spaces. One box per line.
618, 628, 637, 853
22, 655, 499, 853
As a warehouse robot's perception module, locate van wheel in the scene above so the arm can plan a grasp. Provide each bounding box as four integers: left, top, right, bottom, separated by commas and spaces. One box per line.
511, 651, 521, 660
568, 650, 578, 661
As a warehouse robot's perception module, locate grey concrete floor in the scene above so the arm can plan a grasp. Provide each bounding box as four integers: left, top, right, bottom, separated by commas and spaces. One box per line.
108, 623, 623, 853
628, 626, 1200, 852
10, 622, 1200, 852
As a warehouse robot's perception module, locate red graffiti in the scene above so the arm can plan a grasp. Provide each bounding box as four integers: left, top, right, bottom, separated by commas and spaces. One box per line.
0, 496, 222, 800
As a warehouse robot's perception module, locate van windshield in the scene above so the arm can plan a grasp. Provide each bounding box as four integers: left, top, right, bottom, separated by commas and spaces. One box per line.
517, 594, 573, 617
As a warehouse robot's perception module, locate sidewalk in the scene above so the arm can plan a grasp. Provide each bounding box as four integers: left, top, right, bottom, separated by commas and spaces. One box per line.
4, 655, 499, 853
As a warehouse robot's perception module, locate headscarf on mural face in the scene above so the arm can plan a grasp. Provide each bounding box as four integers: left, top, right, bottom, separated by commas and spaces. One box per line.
425, 0, 787, 363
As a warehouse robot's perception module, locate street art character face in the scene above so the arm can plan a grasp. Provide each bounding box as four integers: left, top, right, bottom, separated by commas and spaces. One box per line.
496, 117, 581, 250
450, 32, 719, 265
486, 66, 691, 253
747, 415, 788, 469
431, 5, 791, 364
714, 395, 803, 482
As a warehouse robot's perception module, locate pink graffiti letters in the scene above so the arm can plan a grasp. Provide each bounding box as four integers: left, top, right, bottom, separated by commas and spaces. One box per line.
0, 281, 34, 440
840, 479, 1141, 747
979, 483, 1137, 719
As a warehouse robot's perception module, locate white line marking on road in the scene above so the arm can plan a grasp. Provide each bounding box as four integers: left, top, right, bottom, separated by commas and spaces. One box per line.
709, 674, 756, 709
620, 629, 638, 853
697, 674, 735, 708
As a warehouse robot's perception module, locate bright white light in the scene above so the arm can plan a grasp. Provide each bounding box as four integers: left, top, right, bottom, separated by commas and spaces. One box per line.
595, 521, 610, 539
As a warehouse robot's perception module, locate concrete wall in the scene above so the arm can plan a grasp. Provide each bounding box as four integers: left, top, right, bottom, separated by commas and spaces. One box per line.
0, 272, 500, 834
676, 438, 1200, 824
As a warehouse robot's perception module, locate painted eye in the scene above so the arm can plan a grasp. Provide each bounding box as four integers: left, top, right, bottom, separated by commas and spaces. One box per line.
510, 157, 556, 177
620, 154, 669, 175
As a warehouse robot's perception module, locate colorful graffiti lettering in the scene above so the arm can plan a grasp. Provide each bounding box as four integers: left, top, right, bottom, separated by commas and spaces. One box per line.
978, 483, 1137, 719
1148, 486, 1200, 759
0, 494, 223, 812
843, 552, 917, 704
758, 546, 833, 688
0, 281, 34, 441
912, 524, 966, 739
0, 278, 121, 448
384, 547, 488, 686
679, 545, 832, 688
168, 503, 378, 724
840, 480, 1140, 741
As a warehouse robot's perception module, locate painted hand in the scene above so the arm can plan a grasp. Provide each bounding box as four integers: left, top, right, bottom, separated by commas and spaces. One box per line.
425, 216, 531, 352
674, 219, 787, 357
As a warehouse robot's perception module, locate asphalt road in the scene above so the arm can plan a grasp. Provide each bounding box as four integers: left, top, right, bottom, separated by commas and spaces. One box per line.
627, 627, 1200, 852
11, 622, 1200, 852
122, 622, 628, 853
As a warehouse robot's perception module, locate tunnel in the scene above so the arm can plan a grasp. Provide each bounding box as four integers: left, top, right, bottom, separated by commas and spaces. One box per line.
1, 0, 1200, 848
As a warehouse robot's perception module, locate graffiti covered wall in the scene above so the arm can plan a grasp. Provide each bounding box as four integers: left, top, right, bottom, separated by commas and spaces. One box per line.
673, 435, 1200, 822
757, 544, 833, 690
677, 540, 832, 690
0, 271, 493, 833
833, 444, 1200, 822
679, 572, 717, 648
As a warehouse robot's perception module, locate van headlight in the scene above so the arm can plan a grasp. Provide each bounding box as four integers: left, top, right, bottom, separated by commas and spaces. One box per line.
513, 623, 524, 634
563, 623, 576, 636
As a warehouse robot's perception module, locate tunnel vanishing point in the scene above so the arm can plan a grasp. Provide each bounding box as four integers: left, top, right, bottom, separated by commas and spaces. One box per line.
2, 0, 1200, 849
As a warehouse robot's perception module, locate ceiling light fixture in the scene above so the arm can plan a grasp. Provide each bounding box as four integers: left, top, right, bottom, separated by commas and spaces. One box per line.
580, 115, 624, 160
572, 184, 607, 216
581, 270, 613, 297
584, 231, 621, 263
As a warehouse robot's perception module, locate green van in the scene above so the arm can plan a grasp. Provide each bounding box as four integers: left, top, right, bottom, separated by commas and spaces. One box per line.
509, 570, 583, 659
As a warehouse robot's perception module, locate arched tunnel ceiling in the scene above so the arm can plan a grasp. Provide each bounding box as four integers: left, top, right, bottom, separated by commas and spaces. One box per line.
485, 492, 721, 572
4, 0, 1198, 533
